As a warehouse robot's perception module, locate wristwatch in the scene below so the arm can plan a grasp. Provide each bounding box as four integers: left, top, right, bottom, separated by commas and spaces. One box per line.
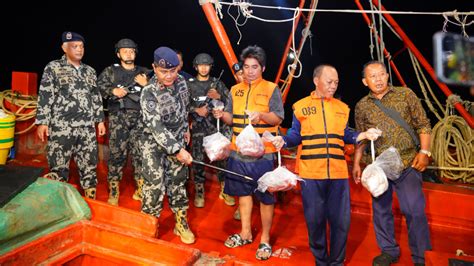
419, 149, 432, 157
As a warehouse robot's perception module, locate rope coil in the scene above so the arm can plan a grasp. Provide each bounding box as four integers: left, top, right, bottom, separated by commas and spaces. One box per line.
0, 90, 38, 135
431, 114, 474, 183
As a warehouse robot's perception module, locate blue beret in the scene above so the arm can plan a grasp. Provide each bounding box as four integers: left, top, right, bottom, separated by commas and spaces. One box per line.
62, 31, 85, 43
153, 47, 179, 69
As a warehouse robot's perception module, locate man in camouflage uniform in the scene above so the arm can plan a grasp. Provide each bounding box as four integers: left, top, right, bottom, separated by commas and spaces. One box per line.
36, 31, 106, 199
98, 38, 149, 206
187, 53, 235, 208
140, 46, 195, 244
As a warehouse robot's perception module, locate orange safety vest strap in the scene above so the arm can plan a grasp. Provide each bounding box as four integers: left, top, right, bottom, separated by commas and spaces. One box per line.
232, 114, 247, 119
301, 133, 343, 140
233, 123, 276, 130
302, 143, 344, 150
300, 134, 345, 159
300, 154, 346, 160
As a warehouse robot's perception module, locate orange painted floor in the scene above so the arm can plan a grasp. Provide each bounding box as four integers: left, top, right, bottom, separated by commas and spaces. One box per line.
8, 152, 474, 265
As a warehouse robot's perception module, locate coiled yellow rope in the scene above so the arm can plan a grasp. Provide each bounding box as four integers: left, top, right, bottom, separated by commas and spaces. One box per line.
0, 90, 37, 135
407, 51, 473, 183
431, 114, 474, 183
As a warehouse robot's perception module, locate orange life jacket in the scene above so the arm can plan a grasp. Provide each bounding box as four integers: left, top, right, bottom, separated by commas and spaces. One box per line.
293, 92, 350, 179
230, 78, 278, 154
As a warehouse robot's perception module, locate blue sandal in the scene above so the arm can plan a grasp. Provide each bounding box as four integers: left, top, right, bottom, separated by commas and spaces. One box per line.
256, 242, 272, 260
224, 234, 253, 248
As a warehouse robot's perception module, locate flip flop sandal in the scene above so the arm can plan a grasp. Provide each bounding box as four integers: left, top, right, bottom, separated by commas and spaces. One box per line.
256, 242, 272, 260
224, 233, 253, 248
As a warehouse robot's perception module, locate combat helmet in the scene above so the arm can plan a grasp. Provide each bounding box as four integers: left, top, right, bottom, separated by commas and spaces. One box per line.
193, 53, 214, 67
115, 38, 138, 53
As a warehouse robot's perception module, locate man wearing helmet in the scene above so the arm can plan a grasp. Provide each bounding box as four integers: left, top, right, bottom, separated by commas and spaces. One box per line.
187, 53, 235, 208
98, 38, 150, 206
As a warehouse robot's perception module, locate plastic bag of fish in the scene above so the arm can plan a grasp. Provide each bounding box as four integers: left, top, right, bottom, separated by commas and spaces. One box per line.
257, 166, 303, 193
203, 132, 231, 162
361, 147, 403, 197
235, 124, 265, 157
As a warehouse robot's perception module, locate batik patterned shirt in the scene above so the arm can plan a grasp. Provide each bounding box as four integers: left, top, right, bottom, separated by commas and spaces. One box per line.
355, 86, 431, 168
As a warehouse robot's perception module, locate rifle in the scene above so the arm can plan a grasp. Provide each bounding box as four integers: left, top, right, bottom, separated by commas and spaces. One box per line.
191, 70, 225, 122
210, 69, 225, 91
112, 85, 141, 109
112, 70, 151, 109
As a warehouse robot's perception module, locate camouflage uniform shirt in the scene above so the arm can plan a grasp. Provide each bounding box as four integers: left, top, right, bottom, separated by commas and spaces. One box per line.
35, 55, 104, 127
141, 75, 190, 154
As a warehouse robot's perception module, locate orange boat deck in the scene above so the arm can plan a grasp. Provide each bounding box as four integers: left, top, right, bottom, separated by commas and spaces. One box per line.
3, 153, 474, 265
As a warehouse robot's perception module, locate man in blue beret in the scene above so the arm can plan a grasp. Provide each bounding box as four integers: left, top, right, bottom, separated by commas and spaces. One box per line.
62, 31, 85, 43
140, 46, 195, 244
36, 31, 105, 199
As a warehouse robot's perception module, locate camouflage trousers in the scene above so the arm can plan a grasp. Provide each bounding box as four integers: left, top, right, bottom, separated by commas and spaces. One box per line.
141, 133, 189, 218
107, 109, 143, 182
190, 130, 227, 184
47, 125, 98, 190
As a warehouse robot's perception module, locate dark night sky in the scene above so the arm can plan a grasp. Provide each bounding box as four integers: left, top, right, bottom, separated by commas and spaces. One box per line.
2, 1, 472, 127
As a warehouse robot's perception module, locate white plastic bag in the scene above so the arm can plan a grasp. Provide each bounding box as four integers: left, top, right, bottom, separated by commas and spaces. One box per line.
258, 166, 302, 193
361, 163, 389, 197
361, 140, 388, 197
235, 123, 265, 157
203, 132, 231, 162
373, 146, 404, 181
211, 99, 224, 111
202, 110, 231, 162
257, 131, 303, 192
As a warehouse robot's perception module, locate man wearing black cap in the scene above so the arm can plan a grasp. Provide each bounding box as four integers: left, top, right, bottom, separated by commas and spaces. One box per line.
97, 38, 150, 206
187, 52, 234, 208
140, 46, 195, 244
36, 31, 106, 199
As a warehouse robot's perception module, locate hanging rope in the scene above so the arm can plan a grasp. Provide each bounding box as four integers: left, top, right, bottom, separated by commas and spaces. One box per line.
225, 0, 250, 45
286, 8, 303, 79
279, 0, 319, 98
219, 0, 318, 97
218, 2, 474, 17
377, 0, 384, 61
368, 0, 382, 62
367, 0, 396, 85
443, 10, 474, 37
0, 90, 38, 135
368, 24, 375, 60
408, 51, 446, 120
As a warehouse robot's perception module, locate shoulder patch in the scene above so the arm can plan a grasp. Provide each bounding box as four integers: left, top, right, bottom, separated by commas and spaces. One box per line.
145, 99, 157, 112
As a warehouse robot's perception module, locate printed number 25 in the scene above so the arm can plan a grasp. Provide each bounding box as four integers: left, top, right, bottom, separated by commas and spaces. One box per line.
235, 89, 244, 97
